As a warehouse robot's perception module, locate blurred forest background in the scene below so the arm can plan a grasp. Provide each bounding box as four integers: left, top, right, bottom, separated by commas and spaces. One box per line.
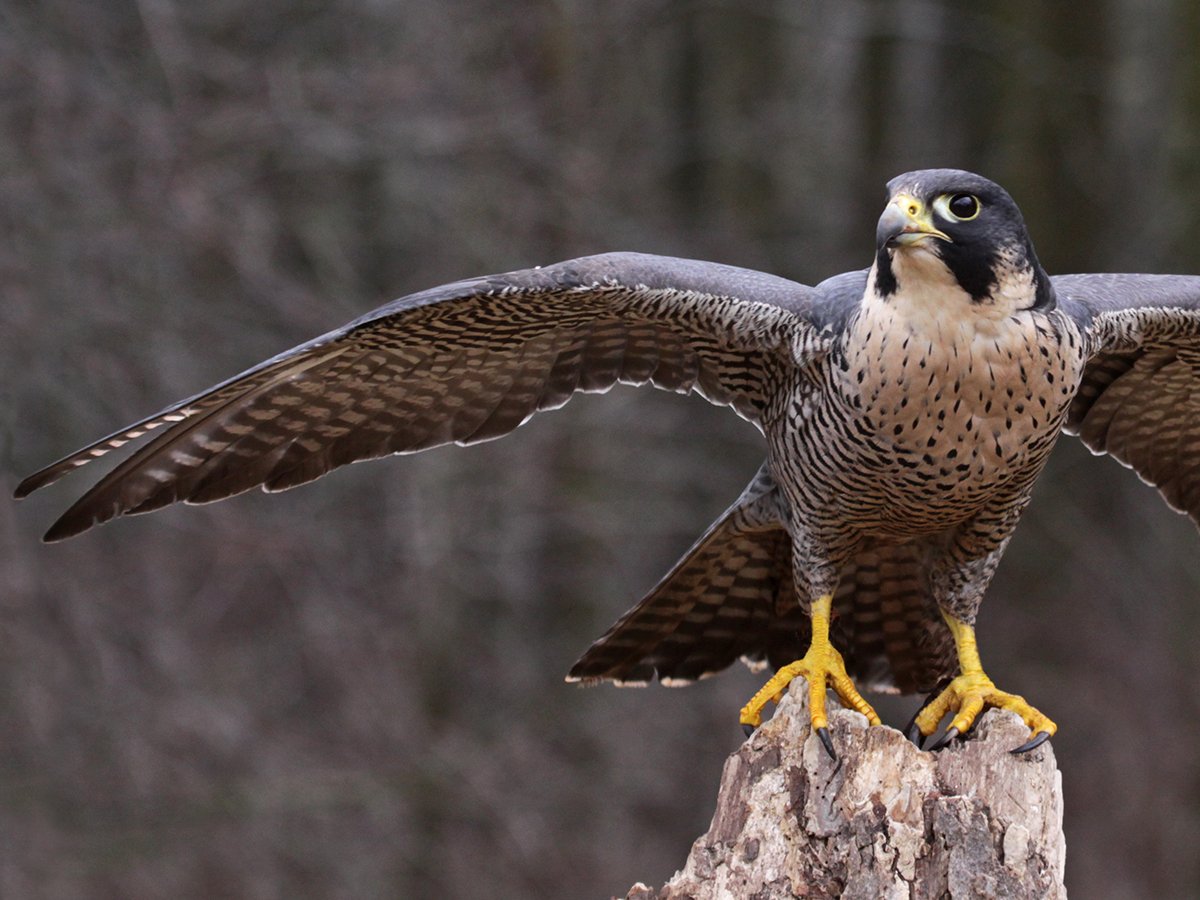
4, 0, 1200, 897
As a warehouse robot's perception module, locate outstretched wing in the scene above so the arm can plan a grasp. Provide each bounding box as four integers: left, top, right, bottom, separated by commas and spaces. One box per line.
17, 252, 832, 541
1056, 273, 1200, 523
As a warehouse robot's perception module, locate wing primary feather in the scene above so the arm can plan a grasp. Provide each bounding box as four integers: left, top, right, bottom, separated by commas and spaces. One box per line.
39, 346, 346, 542
14, 339, 345, 500
196, 346, 405, 498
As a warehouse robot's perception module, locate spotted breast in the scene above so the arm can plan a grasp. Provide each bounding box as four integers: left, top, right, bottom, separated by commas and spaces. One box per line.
799, 267, 1087, 542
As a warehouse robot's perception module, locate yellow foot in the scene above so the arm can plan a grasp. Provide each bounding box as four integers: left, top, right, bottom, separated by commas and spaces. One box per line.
908, 609, 1056, 754
907, 671, 1057, 753
739, 596, 881, 760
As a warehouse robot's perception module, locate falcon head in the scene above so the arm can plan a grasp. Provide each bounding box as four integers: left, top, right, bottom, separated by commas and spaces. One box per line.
872, 168, 1054, 313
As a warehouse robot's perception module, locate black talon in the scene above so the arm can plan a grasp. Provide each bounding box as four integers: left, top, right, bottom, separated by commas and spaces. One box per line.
903, 710, 922, 740
929, 726, 960, 751
816, 726, 837, 761
1011, 730, 1051, 754
742, 723, 756, 738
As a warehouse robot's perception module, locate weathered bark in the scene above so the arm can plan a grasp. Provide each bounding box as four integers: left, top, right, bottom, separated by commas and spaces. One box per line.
625, 684, 1065, 899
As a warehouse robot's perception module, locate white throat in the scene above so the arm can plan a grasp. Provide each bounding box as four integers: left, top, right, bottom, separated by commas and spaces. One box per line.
866, 246, 1037, 340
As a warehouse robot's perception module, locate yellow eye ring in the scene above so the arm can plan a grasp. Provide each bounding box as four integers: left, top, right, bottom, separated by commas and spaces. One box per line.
935, 193, 981, 222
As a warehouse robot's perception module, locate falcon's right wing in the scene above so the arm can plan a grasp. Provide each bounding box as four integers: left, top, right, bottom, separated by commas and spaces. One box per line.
17, 252, 845, 542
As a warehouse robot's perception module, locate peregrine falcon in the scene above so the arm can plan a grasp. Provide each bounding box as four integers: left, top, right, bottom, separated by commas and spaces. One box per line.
17, 169, 1200, 758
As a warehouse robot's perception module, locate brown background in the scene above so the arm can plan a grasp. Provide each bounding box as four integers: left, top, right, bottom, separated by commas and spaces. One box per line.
5, 1, 1200, 897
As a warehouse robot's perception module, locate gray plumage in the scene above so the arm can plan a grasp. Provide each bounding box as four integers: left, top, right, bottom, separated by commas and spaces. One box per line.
17, 169, 1200, 700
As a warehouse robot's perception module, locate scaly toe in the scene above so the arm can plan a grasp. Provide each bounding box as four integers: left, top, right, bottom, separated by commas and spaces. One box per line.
905, 677, 953, 747
911, 672, 1057, 752
739, 644, 880, 748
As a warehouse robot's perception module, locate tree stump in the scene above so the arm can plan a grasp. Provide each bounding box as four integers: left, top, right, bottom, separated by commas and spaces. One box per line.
624, 683, 1066, 899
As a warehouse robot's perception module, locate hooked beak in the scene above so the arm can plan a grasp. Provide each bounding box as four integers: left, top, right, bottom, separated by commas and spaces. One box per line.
876, 193, 951, 249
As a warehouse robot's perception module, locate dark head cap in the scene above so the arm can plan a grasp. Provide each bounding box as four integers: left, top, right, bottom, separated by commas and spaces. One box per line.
874, 169, 1054, 310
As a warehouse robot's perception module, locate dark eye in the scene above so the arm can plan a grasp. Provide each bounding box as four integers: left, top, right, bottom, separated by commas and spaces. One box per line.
948, 193, 980, 220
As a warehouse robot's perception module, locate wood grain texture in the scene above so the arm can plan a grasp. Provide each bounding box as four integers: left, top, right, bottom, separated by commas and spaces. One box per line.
625, 684, 1065, 899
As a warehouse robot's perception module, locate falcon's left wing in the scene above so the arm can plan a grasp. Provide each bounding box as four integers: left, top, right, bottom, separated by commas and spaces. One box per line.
1057, 273, 1200, 523
17, 252, 835, 542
